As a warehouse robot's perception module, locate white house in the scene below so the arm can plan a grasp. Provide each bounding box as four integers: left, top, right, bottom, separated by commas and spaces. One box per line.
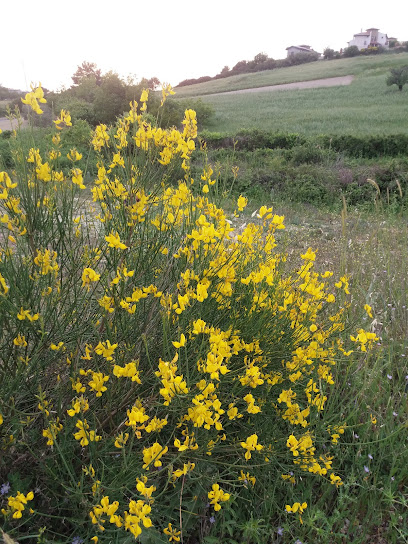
286, 45, 320, 58
347, 28, 390, 50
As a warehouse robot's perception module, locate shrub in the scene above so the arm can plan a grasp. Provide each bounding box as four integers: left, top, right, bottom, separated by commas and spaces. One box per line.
343, 46, 360, 58
0, 85, 377, 543
386, 66, 408, 91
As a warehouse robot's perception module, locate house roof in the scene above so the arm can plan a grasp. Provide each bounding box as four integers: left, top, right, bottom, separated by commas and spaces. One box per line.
286, 45, 316, 52
353, 33, 370, 36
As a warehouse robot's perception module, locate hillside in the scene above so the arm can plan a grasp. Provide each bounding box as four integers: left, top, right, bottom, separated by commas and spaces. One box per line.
174, 53, 408, 97
173, 53, 408, 136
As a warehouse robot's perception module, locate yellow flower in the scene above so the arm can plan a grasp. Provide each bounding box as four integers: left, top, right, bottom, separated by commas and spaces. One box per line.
5, 491, 34, 519
113, 360, 141, 382
239, 470, 256, 486
36, 162, 52, 181
208, 483, 230, 511
73, 419, 101, 446
285, 501, 307, 523
94, 340, 118, 360
301, 248, 316, 261
88, 371, 109, 397
114, 432, 129, 448
17, 307, 39, 322
67, 148, 82, 161
126, 401, 149, 427
67, 396, 89, 417
240, 433, 263, 460
364, 304, 373, 318
0, 272, 9, 294
142, 442, 168, 469
82, 267, 100, 288
105, 232, 128, 249
192, 319, 206, 335
71, 168, 85, 189
330, 473, 343, 487
136, 476, 156, 499
237, 195, 248, 212
42, 418, 63, 446
286, 501, 307, 513
54, 109, 72, 129
21, 83, 46, 114
163, 523, 181, 542
34, 249, 59, 275
172, 334, 186, 348
92, 124, 110, 151
140, 89, 149, 102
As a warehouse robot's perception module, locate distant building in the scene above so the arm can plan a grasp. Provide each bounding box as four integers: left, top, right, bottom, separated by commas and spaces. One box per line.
347, 28, 391, 50
286, 45, 320, 58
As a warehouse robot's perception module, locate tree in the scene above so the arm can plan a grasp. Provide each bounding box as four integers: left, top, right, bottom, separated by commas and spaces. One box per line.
140, 77, 161, 90
93, 71, 128, 124
231, 60, 248, 73
323, 47, 335, 60
253, 52, 268, 65
386, 66, 408, 91
72, 61, 102, 86
343, 45, 360, 58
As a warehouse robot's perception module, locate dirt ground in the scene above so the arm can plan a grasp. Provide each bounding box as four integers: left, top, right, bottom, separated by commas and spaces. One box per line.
0, 116, 27, 131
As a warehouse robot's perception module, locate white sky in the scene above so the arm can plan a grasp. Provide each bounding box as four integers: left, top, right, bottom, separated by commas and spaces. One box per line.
1, 0, 405, 92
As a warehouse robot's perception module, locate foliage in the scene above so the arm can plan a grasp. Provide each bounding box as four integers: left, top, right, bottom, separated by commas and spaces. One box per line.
386, 66, 408, 91
202, 129, 408, 159
0, 87, 383, 544
177, 50, 319, 88
323, 48, 335, 60
50, 63, 162, 127
343, 46, 360, 58
72, 61, 102, 86
360, 45, 384, 56
203, 143, 408, 209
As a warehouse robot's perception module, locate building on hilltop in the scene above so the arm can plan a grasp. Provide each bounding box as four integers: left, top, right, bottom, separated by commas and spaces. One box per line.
286, 45, 320, 58
347, 28, 392, 50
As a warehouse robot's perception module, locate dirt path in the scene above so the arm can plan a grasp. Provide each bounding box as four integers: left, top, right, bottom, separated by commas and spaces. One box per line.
206, 75, 354, 97
0, 117, 27, 131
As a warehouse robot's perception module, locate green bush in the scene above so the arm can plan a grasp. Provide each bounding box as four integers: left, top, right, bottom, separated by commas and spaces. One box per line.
343, 46, 360, 58
0, 137, 13, 168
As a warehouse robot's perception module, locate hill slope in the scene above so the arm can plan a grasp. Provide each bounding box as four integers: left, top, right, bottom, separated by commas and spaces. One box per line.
174, 54, 408, 136
174, 53, 408, 98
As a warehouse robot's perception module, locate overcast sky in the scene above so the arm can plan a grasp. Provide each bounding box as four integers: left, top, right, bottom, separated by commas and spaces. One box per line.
1, 0, 405, 92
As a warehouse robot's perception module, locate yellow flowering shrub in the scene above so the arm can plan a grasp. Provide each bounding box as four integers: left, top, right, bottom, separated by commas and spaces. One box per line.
0, 88, 376, 543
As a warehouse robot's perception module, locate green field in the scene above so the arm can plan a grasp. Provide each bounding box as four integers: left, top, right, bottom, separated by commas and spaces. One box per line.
175, 53, 408, 97
173, 54, 408, 136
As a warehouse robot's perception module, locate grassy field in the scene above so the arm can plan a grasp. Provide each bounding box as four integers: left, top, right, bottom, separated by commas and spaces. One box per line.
172, 54, 408, 136
193, 73, 408, 135
174, 53, 408, 97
